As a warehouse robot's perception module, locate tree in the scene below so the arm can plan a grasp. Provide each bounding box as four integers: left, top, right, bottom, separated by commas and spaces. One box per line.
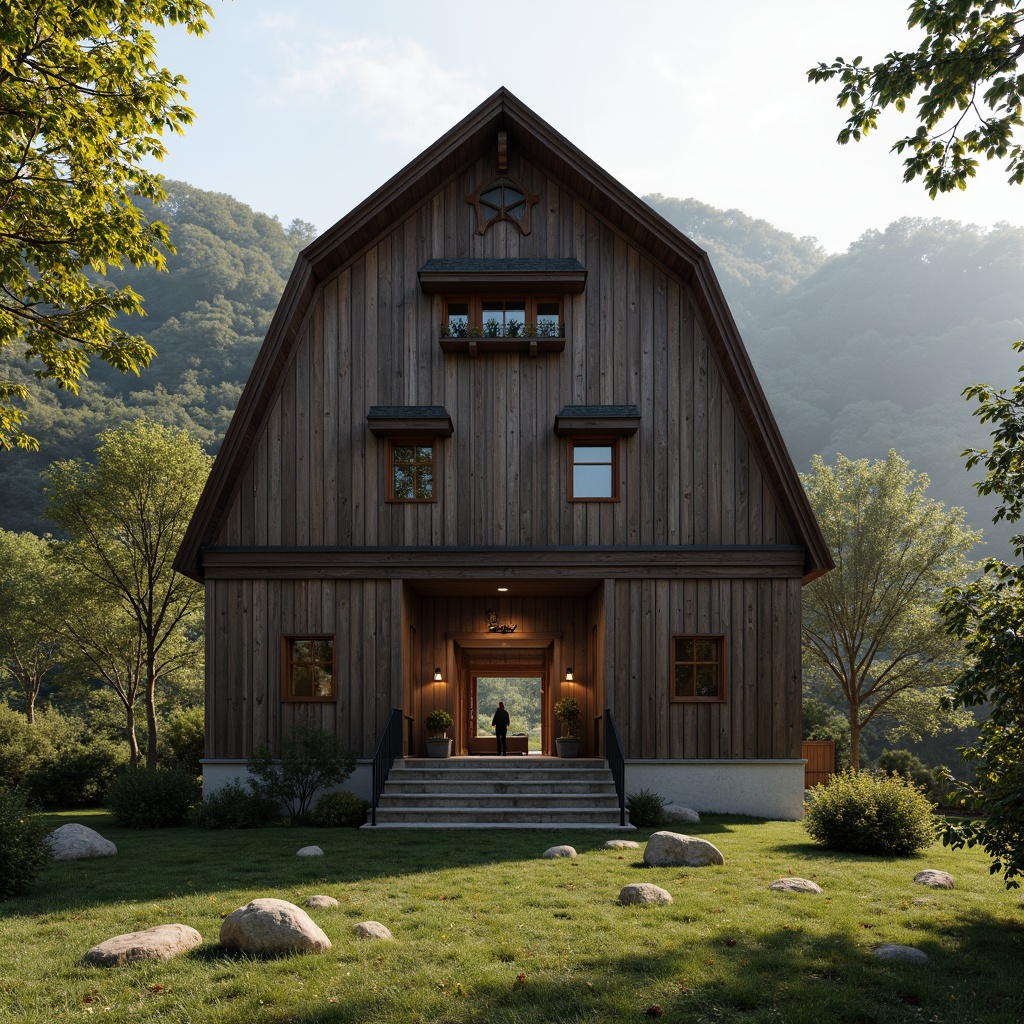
801, 451, 980, 767
939, 339, 1024, 887
808, 0, 1024, 195
0, 1, 213, 451
0, 529, 62, 721
44, 420, 210, 767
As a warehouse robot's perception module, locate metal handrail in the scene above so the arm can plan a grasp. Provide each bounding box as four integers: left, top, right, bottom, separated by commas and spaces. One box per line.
370, 708, 405, 826
604, 707, 626, 827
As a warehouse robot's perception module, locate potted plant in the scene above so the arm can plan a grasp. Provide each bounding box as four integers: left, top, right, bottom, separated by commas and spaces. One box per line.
553, 696, 582, 758
424, 708, 454, 758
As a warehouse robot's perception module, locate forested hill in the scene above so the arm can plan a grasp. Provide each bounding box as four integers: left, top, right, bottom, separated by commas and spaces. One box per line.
1, 183, 1021, 555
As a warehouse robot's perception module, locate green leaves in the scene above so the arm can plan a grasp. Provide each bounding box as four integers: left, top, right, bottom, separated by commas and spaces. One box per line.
0, 0, 213, 450
808, 0, 1024, 195
801, 451, 981, 766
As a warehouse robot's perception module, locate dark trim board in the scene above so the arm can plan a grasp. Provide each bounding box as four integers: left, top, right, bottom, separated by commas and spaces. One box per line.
198, 545, 808, 581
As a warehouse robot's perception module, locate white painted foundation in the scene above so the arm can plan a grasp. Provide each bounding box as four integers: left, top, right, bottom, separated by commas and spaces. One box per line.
201, 759, 373, 803
625, 759, 806, 820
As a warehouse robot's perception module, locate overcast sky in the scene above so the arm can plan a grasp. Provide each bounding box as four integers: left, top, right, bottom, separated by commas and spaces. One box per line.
152, 0, 1022, 253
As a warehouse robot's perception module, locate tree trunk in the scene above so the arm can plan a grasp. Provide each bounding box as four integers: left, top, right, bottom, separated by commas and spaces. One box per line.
849, 706, 862, 770
126, 703, 141, 768
145, 641, 158, 769
26, 689, 35, 725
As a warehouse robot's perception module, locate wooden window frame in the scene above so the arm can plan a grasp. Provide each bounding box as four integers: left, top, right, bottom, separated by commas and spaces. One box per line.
387, 438, 438, 503
442, 295, 563, 338
670, 635, 727, 703
569, 437, 620, 502
281, 635, 337, 703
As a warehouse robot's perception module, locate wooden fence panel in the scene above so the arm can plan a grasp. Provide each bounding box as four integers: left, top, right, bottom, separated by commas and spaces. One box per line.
802, 739, 835, 789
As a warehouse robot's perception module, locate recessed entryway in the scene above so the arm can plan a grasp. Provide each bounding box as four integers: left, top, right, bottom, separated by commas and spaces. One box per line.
472, 675, 542, 753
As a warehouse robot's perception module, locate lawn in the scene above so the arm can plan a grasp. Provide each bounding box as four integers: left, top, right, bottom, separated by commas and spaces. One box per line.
1, 811, 1022, 1024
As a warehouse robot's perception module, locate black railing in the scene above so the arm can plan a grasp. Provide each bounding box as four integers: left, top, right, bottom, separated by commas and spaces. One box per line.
604, 707, 627, 827
370, 708, 405, 827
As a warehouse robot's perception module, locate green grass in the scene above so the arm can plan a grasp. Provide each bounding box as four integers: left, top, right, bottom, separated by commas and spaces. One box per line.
2, 810, 1023, 1023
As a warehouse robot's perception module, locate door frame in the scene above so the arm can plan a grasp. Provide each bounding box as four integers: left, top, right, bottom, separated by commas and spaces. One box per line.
455, 645, 552, 755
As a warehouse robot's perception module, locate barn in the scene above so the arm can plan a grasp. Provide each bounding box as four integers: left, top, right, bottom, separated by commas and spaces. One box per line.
175, 87, 831, 823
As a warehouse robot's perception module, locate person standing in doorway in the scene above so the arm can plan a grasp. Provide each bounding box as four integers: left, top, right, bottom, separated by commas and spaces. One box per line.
492, 701, 510, 755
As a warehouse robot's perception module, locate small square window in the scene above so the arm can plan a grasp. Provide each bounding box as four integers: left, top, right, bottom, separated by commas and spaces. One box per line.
283, 636, 336, 702
389, 440, 436, 502
671, 635, 725, 702
570, 440, 618, 501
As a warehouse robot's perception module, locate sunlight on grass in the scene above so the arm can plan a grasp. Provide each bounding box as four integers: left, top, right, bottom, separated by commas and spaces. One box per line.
0, 813, 1022, 1023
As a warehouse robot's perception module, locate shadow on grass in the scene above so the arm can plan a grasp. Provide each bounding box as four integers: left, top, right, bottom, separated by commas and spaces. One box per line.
246, 911, 1024, 1024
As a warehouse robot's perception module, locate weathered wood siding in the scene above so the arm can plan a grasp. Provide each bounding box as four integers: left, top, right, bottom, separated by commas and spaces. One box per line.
213, 151, 795, 551
604, 577, 803, 760
205, 578, 401, 759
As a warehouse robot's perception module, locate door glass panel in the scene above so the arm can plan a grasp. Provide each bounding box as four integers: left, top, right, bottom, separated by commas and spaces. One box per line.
475, 676, 543, 751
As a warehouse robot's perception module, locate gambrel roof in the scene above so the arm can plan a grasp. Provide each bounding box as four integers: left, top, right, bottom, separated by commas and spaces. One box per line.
175, 87, 832, 583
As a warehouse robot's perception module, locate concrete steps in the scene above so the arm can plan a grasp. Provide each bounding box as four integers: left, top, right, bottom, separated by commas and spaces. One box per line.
365, 756, 634, 830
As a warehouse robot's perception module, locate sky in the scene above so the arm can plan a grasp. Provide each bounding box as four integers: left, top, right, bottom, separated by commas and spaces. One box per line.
151, 0, 1022, 254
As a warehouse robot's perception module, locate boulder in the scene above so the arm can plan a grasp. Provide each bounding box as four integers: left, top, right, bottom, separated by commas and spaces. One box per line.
304, 895, 339, 909
643, 831, 724, 868
619, 883, 673, 905
603, 840, 640, 850
542, 845, 577, 859
353, 921, 393, 940
662, 805, 701, 824
874, 944, 930, 964
48, 823, 117, 861
220, 899, 331, 955
913, 869, 954, 890
83, 924, 202, 967
769, 877, 822, 894
297, 846, 324, 857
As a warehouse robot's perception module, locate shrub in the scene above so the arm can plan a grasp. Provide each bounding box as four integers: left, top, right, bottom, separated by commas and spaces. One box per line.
247, 724, 356, 818
626, 787, 665, 828
106, 768, 202, 828
877, 748, 941, 802
161, 706, 204, 776
424, 709, 453, 736
803, 768, 938, 855
309, 789, 370, 828
0, 789, 51, 901
24, 737, 126, 808
0, 705, 84, 787
194, 779, 279, 829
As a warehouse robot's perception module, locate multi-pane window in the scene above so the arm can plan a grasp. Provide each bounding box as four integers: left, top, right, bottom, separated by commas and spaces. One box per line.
442, 296, 563, 339
570, 440, 617, 500
389, 441, 436, 501
672, 636, 725, 702
283, 636, 336, 702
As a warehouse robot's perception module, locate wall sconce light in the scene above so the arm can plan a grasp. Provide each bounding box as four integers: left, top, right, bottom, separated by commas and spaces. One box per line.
433, 668, 443, 682
565, 667, 574, 682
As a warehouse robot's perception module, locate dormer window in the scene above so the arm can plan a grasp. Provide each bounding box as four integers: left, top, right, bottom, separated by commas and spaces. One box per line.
419, 259, 585, 356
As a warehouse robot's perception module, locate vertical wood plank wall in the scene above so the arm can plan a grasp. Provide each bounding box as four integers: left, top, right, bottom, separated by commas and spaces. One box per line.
203, 148, 808, 765
213, 151, 795, 553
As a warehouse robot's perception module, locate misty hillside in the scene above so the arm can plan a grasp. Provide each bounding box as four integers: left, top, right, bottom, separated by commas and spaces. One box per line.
1, 184, 1021, 556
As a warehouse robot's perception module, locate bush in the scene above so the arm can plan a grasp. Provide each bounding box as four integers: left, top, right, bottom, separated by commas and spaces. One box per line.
194, 779, 278, 829
106, 768, 202, 828
24, 737, 126, 808
803, 768, 938, 855
247, 724, 356, 818
309, 789, 370, 828
161, 706, 204, 776
877, 748, 941, 802
0, 789, 51, 901
626, 787, 665, 828
0, 705, 84, 787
